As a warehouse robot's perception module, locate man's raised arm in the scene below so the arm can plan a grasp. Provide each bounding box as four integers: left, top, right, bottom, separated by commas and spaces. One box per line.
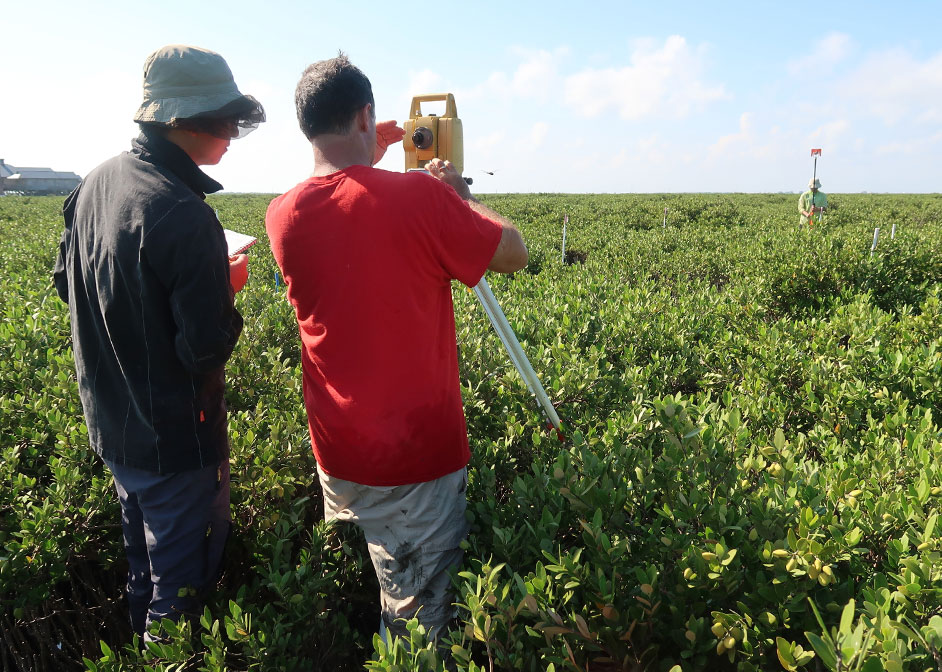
425, 158, 527, 273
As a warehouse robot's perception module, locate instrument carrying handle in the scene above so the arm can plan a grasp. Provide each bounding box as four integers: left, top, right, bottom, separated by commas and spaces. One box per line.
409, 93, 458, 119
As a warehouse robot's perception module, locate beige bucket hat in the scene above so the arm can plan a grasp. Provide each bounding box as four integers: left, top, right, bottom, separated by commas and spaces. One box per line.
808, 178, 822, 189
133, 45, 263, 135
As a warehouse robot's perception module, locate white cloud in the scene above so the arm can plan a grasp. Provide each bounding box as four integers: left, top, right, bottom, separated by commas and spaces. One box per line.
563, 35, 728, 120
471, 130, 506, 154
707, 112, 791, 161
875, 130, 942, 156
787, 33, 852, 76
510, 48, 564, 100
708, 112, 755, 158
808, 119, 850, 150
502, 122, 551, 172
406, 69, 444, 99
611, 148, 629, 168
456, 71, 507, 103
636, 134, 665, 164
242, 77, 278, 103
459, 48, 566, 103
839, 48, 942, 125
528, 121, 550, 148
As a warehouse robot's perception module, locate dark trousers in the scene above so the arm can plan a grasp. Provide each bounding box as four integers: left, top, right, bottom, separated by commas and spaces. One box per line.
104, 457, 230, 640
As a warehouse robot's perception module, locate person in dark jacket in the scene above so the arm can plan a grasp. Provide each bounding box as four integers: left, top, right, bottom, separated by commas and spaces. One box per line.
53, 44, 264, 641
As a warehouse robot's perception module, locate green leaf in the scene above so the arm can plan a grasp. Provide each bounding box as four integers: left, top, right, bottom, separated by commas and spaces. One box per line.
200, 606, 212, 630
788, 528, 799, 550
776, 638, 797, 670
805, 632, 837, 670
795, 649, 815, 665
923, 512, 937, 542
839, 599, 855, 634
888, 619, 921, 643
807, 598, 828, 633
861, 659, 883, 672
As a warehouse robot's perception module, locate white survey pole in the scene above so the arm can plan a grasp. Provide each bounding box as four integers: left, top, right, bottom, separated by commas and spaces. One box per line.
870, 227, 880, 257
663, 207, 668, 228
561, 214, 568, 264
891, 222, 896, 240
473, 278, 563, 435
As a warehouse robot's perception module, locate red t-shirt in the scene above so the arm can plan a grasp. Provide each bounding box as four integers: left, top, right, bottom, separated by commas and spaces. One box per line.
265, 166, 502, 486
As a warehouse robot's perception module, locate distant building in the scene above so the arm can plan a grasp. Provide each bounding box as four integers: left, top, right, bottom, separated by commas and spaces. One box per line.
0, 159, 81, 195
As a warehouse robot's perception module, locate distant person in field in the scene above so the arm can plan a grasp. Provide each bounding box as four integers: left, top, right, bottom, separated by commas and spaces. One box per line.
53, 45, 264, 641
799, 177, 828, 227
265, 54, 527, 645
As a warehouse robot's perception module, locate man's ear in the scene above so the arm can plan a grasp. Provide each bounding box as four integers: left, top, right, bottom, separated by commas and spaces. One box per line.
356, 103, 373, 132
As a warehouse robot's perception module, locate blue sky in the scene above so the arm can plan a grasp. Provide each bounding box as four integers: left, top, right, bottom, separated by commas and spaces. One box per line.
2, 1, 940, 193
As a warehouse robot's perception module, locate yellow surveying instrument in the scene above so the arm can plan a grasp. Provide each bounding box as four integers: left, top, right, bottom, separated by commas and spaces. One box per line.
403, 93, 469, 182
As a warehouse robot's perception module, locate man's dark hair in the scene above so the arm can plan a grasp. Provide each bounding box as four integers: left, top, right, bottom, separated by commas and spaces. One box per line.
295, 53, 374, 140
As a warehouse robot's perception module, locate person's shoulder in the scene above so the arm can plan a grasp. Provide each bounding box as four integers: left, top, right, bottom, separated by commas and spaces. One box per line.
118, 150, 203, 207
266, 177, 323, 217
268, 180, 306, 208
361, 166, 442, 190
78, 151, 195, 214
78, 151, 131, 187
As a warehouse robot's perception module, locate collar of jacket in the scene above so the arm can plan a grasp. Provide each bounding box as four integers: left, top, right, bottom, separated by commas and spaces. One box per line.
131, 126, 224, 197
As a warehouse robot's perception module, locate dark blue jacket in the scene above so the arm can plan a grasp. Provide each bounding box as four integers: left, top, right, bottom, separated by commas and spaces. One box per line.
54, 128, 242, 473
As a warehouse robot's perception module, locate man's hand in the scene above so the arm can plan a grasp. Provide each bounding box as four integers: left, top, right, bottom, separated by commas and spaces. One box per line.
425, 158, 472, 200
229, 254, 248, 294
374, 120, 405, 165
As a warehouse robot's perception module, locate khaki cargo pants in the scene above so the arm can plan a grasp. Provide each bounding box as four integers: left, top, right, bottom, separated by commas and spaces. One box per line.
318, 466, 469, 641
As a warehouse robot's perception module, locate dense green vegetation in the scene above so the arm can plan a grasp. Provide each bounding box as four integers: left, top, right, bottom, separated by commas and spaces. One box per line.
1, 193, 940, 671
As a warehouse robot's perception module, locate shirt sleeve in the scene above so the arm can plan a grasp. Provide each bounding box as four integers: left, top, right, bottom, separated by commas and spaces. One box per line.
53, 188, 80, 303
142, 201, 243, 374
430, 183, 503, 288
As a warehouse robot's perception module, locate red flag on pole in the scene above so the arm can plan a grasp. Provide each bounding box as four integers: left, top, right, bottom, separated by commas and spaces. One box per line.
810, 148, 822, 156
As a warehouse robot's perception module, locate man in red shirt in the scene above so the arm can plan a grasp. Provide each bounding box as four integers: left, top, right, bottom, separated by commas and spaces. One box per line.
265, 54, 527, 644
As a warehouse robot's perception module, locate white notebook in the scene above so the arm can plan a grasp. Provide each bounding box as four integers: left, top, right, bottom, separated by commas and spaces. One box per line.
224, 229, 258, 256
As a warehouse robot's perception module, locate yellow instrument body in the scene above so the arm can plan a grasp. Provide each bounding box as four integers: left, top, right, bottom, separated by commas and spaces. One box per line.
403, 93, 464, 174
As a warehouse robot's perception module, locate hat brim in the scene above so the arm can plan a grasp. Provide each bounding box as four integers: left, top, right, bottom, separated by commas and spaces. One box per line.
133, 91, 248, 124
